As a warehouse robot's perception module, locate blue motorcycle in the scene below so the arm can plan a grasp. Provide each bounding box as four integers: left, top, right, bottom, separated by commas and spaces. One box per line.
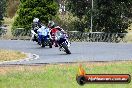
37, 26, 52, 48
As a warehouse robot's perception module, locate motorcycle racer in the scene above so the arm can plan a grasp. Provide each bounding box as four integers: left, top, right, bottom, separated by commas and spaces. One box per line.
37, 25, 49, 44
48, 20, 70, 47
31, 18, 42, 42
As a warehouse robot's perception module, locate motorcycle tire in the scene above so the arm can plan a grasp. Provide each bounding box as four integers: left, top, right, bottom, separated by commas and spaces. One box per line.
41, 41, 45, 47
62, 43, 71, 54
49, 40, 52, 48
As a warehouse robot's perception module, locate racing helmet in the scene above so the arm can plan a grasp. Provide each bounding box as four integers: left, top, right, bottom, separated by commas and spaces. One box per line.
33, 18, 39, 23
48, 21, 55, 28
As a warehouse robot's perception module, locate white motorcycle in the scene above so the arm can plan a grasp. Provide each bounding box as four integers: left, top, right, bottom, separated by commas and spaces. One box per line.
55, 31, 71, 54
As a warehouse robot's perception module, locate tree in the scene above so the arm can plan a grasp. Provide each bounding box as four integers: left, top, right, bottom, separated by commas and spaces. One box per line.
52, 0, 89, 32
92, 0, 132, 33
67, 0, 132, 33
66, 0, 92, 32
0, 0, 6, 26
67, 0, 91, 19
12, 0, 58, 36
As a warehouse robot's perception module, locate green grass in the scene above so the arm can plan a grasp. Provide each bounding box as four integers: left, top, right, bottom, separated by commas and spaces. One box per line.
0, 61, 132, 88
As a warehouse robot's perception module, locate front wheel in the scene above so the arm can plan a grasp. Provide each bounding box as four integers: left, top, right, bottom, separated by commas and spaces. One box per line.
49, 40, 52, 48
41, 42, 45, 47
62, 43, 71, 54
40, 40, 45, 47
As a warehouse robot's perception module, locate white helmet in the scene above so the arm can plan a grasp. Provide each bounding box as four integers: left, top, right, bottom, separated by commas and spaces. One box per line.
41, 25, 46, 29
33, 18, 39, 23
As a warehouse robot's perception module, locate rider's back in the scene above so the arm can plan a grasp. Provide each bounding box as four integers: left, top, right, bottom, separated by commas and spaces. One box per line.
37, 26, 49, 36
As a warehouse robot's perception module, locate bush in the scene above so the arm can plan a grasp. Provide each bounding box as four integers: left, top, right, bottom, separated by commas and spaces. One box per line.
12, 0, 58, 36
0, 0, 6, 26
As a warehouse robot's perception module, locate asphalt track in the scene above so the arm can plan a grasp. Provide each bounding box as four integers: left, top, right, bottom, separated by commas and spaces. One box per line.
0, 40, 132, 65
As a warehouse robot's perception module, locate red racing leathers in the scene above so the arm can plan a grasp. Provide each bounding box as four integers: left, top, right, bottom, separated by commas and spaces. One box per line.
50, 28, 58, 47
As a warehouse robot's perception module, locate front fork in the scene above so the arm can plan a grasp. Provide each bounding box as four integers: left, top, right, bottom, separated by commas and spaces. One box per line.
59, 43, 65, 51
59, 41, 70, 52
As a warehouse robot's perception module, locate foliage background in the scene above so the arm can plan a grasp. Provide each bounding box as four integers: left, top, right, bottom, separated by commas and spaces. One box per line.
12, 0, 58, 36
0, 0, 6, 26
2, 0, 132, 37
67, 0, 132, 33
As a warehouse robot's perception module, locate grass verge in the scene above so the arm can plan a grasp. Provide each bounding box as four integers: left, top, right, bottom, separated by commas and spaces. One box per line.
0, 61, 132, 88
0, 49, 26, 62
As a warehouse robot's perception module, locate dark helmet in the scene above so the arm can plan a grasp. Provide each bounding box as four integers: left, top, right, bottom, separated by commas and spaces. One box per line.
48, 21, 55, 28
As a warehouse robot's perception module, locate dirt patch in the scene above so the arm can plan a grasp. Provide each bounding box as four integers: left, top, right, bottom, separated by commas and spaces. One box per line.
0, 61, 131, 75
0, 66, 43, 74
0, 49, 26, 61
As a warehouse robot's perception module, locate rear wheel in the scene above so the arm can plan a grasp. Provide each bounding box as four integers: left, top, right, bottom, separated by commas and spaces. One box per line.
62, 43, 71, 54
41, 41, 45, 47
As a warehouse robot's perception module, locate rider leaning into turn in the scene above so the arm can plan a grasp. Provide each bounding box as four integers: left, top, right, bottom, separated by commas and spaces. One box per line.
48, 21, 68, 46
32, 18, 42, 33
31, 18, 42, 41
37, 24, 50, 45
48, 20, 68, 38
48, 20, 70, 47
48, 21, 59, 47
